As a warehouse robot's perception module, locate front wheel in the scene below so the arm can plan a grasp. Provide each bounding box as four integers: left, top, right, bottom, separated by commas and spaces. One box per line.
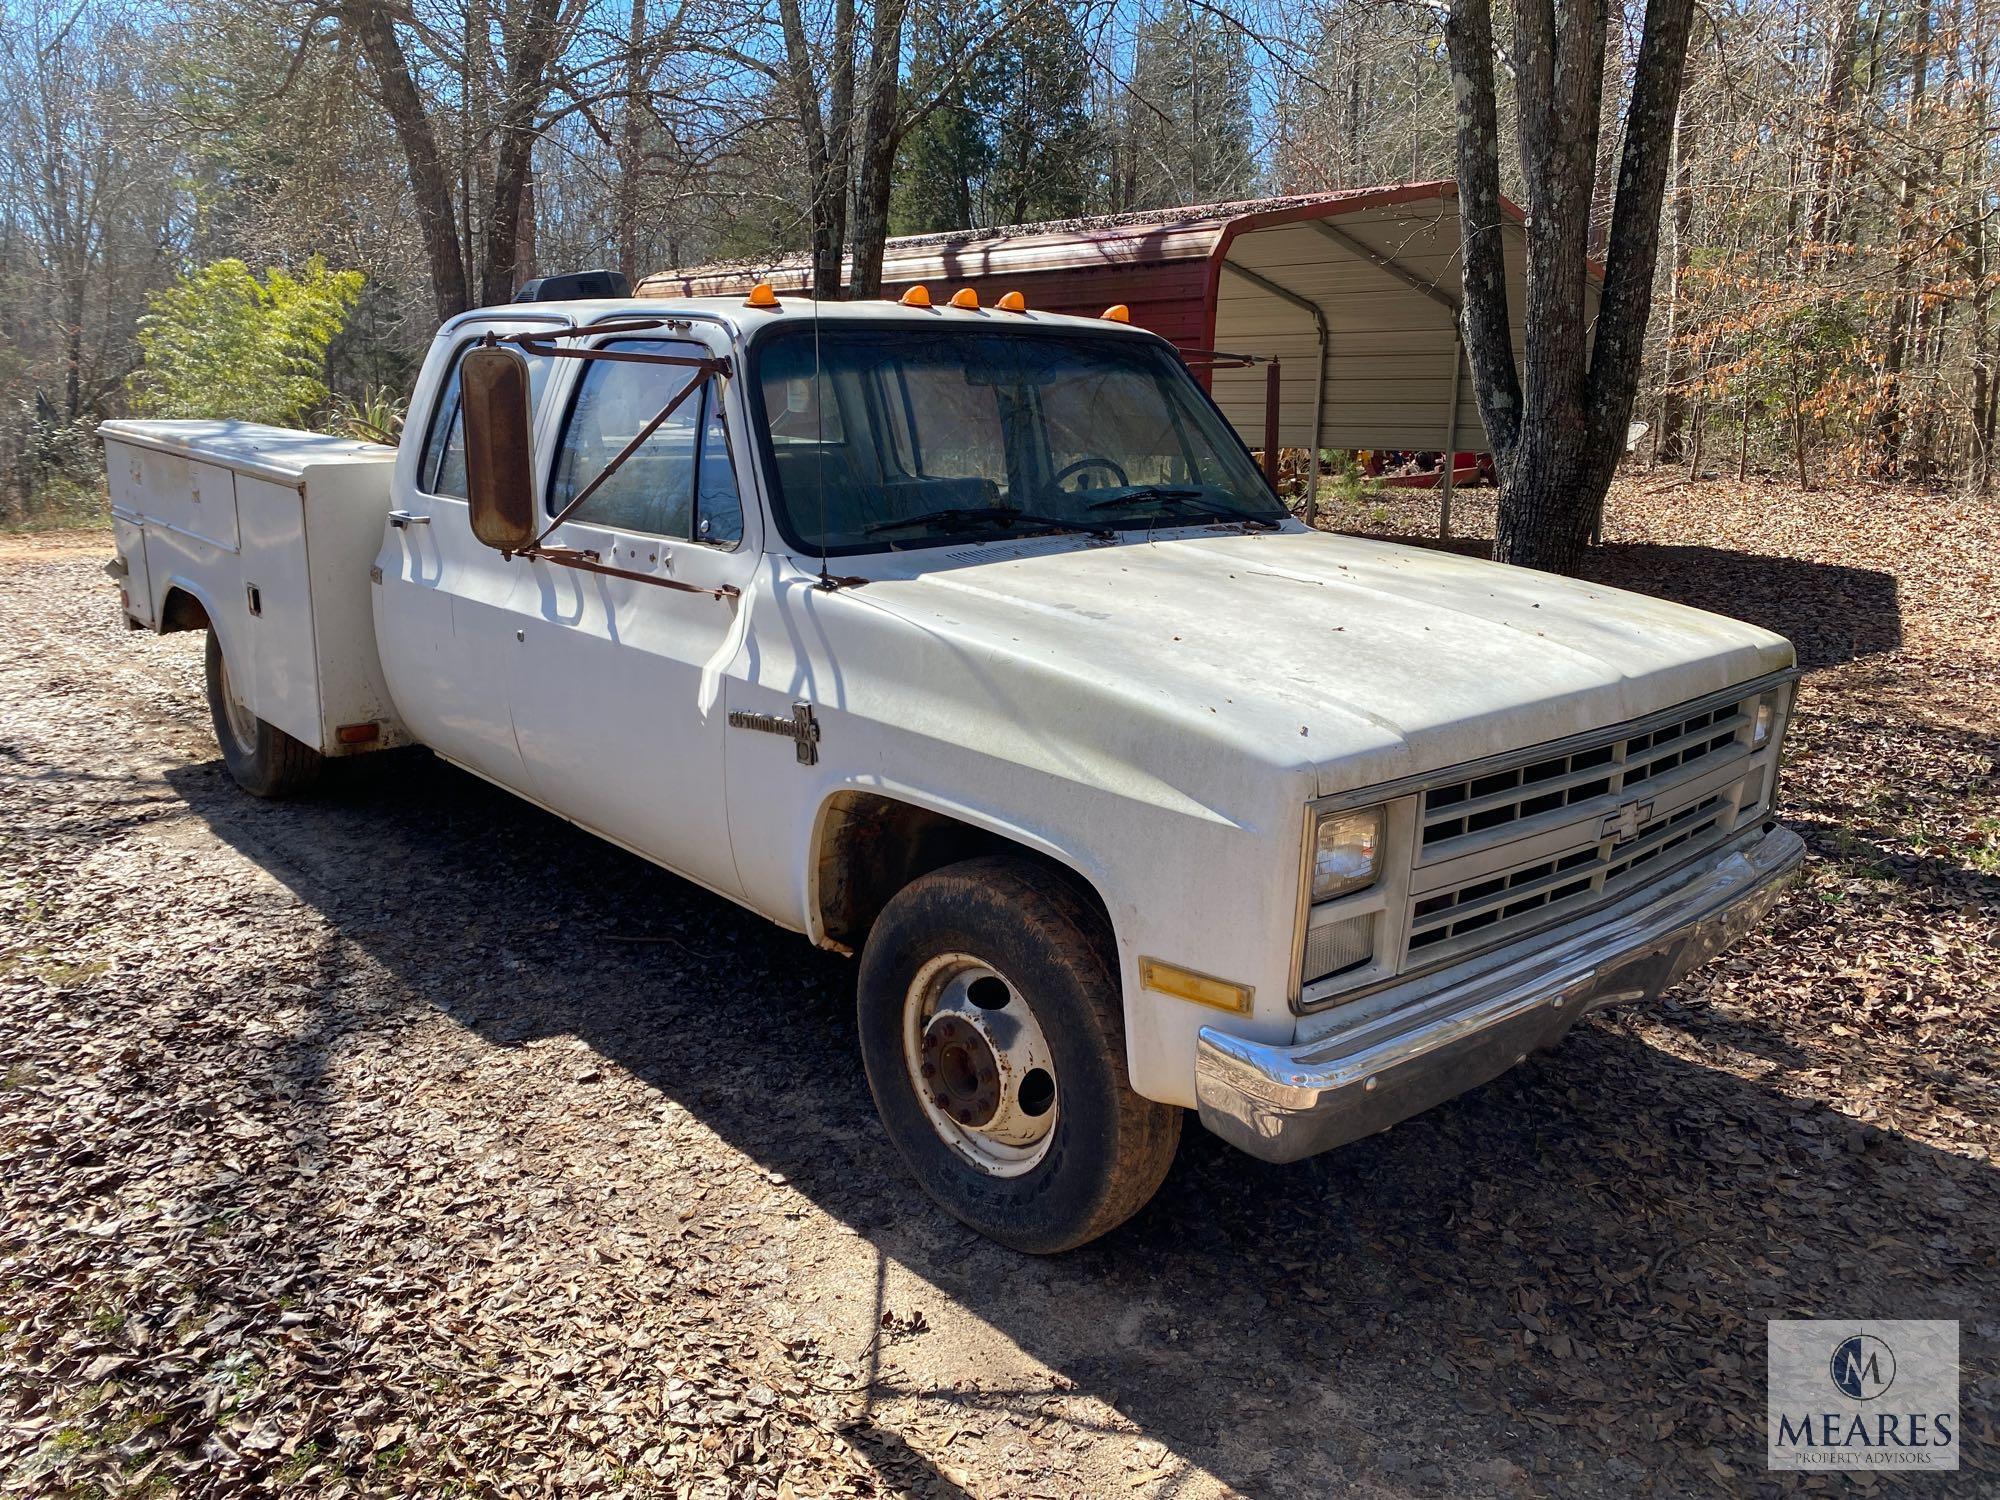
204, 630, 322, 798
857, 855, 1181, 1253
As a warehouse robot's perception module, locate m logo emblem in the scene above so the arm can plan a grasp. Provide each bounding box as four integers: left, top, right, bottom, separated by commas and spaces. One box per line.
1831, 1333, 1897, 1400
1601, 800, 1652, 841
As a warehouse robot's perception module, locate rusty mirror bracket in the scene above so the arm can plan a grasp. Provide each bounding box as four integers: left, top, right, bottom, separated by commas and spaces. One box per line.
478, 324, 740, 601
1178, 347, 1282, 492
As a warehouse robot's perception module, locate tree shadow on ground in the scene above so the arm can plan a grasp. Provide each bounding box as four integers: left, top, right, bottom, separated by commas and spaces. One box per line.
168, 754, 1997, 1497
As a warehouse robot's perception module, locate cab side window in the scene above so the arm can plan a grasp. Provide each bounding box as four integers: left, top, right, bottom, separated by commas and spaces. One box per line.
419, 335, 554, 499
548, 338, 741, 546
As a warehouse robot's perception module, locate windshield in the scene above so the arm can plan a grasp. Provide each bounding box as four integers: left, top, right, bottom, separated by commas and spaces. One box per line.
750, 326, 1285, 555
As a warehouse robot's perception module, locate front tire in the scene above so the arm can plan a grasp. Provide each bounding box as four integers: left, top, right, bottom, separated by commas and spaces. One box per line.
857, 855, 1181, 1253
204, 630, 322, 798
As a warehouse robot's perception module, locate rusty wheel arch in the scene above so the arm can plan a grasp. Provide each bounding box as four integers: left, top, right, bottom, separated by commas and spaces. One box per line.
158, 587, 212, 635
811, 791, 1114, 961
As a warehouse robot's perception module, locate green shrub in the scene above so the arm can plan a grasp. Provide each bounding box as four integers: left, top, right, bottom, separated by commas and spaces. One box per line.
129, 258, 363, 427
328, 383, 407, 446
1328, 450, 1376, 505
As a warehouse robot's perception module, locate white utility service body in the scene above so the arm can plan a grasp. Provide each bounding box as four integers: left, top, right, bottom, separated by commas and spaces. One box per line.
103, 421, 408, 757
107, 292, 1805, 1251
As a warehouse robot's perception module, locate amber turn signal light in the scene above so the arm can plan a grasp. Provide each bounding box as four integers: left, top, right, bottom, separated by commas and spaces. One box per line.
1138, 957, 1253, 1015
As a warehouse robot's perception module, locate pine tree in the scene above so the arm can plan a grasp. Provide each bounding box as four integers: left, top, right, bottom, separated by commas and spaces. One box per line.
983, 8, 1093, 225
1120, 0, 1256, 210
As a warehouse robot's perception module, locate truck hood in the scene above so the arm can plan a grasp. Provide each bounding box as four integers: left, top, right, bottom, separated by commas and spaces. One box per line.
846, 526, 1794, 798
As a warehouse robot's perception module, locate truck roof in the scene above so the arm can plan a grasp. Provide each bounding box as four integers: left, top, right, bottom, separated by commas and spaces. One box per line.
441, 294, 1162, 341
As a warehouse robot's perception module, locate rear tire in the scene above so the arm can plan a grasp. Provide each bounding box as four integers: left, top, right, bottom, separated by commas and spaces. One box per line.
857, 855, 1181, 1253
204, 629, 322, 798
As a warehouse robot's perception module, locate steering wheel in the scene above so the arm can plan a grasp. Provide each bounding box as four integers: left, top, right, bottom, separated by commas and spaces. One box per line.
1050, 455, 1129, 492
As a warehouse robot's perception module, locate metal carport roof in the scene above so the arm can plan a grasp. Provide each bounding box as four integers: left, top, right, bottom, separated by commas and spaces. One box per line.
640, 180, 1589, 467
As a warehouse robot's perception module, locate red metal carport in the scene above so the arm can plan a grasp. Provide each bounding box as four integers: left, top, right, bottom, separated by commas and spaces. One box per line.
640, 180, 1575, 524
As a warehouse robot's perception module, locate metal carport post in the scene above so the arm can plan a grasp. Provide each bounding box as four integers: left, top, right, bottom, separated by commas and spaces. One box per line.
1220, 261, 1328, 525
1304, 218, 1467, 540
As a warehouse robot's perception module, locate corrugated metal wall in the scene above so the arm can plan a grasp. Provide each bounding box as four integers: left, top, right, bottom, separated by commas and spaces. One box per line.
1211, 207, 1507, 452
640, 188, 1590, 459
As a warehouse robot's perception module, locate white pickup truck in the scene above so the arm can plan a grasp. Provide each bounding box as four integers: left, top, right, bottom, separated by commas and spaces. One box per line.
103, 284, 1805, 1252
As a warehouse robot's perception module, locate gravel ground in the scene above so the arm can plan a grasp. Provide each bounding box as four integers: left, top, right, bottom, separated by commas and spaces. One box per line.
1, 479, 1995, 1498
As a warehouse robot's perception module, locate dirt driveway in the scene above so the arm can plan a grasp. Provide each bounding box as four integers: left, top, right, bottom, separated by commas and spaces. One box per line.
2, 486, 1995, 1498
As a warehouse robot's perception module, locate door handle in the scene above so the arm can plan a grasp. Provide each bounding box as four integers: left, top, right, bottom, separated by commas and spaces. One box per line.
388, 510, 432, 529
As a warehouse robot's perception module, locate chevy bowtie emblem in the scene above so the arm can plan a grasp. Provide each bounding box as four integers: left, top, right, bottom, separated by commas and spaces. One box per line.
1602, 800, 1653, 841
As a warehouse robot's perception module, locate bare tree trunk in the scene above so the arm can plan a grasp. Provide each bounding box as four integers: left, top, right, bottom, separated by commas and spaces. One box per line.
1446, 0, 1696, 575
1654, 100, 1698, 463
846, 0, 912, 299
1807, 0, 1862, 245
1792, 367, 1811, 489
344, 0, 470, 322
62, 272, 85, 420
1977, 214, 1997, 492
777, 0, 852, 295
515, 172, 536, 287
1442, 0, 1520, 462
479, 0, 564, 304
1874, 3, 1933, 476
615, 0, 648, 284
1972, 27, 1995, 493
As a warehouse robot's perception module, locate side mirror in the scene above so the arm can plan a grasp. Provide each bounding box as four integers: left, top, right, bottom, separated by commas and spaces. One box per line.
461, 345, 538, 552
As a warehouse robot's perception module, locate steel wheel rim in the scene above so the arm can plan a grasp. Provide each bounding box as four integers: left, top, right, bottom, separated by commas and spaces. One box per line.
902, 953, 1059, 1177
216, 649, 258, 757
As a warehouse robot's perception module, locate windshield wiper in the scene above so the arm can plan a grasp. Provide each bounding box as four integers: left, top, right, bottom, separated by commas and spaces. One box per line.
865, 506, 1112, 540
1084, 486, 1283, 531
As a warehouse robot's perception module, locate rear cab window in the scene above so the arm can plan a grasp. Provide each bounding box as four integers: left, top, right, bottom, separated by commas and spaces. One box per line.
417, 327, 559, 499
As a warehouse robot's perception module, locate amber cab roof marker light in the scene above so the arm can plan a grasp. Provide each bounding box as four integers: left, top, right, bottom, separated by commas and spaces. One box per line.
899, 285, 932, 307
996, 290, 1027, 313
1102, 303, 1131, 323
744, 282, 780, 309
949, 287, 980, 310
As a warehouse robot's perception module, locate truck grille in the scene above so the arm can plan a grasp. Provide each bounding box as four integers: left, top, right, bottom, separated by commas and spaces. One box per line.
1403, 690, 1768, 968
1419, 700, 1748, 850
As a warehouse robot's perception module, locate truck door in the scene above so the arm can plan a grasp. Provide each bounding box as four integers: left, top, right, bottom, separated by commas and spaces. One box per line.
373, 317, 561, 790
504, 332, 756, 901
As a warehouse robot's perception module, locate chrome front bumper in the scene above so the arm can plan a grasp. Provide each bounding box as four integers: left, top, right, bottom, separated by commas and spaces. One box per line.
1195, 824, 1806, 1163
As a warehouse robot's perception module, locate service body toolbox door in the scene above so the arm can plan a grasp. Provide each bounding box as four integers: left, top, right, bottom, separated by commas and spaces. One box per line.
234, 474, 320, 746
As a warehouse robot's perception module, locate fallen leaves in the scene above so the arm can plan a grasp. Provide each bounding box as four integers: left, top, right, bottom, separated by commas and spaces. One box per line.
2, 478, 1996, 1497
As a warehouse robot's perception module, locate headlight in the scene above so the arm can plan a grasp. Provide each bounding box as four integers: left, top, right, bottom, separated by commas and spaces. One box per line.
1312, 806, 1383, 902
1752, 699, 1776, 746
